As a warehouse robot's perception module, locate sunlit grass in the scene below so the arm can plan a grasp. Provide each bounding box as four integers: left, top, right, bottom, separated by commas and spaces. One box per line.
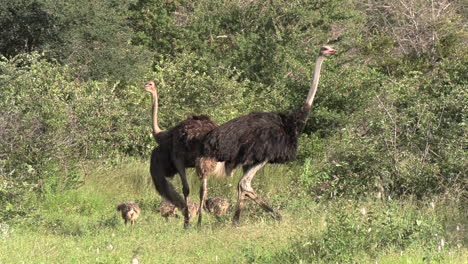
1, 206, 320, 263
1, 160, 465, 263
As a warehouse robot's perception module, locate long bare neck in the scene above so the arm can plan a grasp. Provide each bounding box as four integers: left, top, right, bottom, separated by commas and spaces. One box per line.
149, 90, 163, 137
305, 55, 326, 109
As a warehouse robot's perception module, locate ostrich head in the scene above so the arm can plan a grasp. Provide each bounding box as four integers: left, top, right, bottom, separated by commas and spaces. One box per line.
319, 46, 336, 57
144, 80, 156, 93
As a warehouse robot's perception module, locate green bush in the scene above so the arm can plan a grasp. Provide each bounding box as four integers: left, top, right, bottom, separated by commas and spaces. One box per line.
308, 60, 467, 198
0, 0, 152, 82
0, 53, 151, 220
0, 0, 58, 57
150, 52, 262, 126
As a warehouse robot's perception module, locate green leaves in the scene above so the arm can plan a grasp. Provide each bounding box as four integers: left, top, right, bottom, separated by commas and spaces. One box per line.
0, 0, 58, 57
0, 53, 149, 219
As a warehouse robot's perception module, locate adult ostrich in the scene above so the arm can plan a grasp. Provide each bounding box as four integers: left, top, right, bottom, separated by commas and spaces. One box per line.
144, 81, 232, 227
203, 46, 336, 225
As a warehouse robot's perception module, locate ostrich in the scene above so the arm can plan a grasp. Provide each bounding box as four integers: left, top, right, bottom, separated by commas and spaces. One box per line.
203, 46, 336, 225
144, 81, 233, 227
116, 201, 140, 225
205, 197, 231, 216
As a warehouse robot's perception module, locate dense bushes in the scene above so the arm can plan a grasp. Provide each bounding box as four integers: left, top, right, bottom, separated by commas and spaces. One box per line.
323, 54, 465, 198
0, 0, 466, 221
294, 0, 467, 198
0, 0, 152, 82
0, 53, 151, 219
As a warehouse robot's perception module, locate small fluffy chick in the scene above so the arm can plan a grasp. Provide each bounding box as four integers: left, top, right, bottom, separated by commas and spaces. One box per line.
116, 201, 140, 225
205, 197, 231, 216
159, 200, 178, 219
187, 201, 199, 221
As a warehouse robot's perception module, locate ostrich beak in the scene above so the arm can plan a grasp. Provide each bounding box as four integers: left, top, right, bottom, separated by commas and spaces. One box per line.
327, 48, 337, 56
320, 46, 337, 57
144, 81, 155, 92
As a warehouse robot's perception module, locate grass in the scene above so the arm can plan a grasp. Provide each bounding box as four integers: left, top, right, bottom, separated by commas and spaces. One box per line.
2, 216, 312, 263
1, 159, 466, 263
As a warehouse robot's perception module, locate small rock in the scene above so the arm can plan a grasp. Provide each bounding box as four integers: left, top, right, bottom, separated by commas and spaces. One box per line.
360, 207, 367, 215
107, 243, 114, 250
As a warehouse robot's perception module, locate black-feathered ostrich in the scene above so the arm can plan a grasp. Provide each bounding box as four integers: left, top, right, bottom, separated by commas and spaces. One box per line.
144, 81, 232, 227
203, 46, 336, 225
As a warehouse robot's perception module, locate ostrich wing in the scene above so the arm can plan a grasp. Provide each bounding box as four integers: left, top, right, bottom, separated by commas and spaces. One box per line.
177, 115, 217, 147
204, 112, 299, 167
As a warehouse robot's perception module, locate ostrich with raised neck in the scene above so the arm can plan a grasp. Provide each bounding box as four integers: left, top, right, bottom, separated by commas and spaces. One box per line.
203, 46, 336, 225
143, 81, 234, 228
144, 81, 168, 144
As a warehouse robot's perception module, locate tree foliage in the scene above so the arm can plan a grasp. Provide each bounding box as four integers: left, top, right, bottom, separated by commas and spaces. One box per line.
0, 0, 58, 57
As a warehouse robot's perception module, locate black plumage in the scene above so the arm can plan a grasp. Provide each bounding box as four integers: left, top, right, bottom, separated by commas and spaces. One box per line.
149, 114, 217, 210
201, 46, 336, 225
150, 145, 182, 208
144, 81, 233, 227
204, 104, 310, 167
171, 115, 218, 167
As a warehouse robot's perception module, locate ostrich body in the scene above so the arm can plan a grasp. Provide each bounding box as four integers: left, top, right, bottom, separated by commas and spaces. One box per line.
116, 202, 140, 225
203, 46, 336, 224
205, 197, 231, 216
144, 81, 233, 227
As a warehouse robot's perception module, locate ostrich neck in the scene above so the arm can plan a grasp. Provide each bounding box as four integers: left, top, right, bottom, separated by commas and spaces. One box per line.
305, 55, 325, 109
150, 91, 163, 136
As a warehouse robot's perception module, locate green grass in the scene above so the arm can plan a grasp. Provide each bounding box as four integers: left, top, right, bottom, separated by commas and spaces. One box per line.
1, 160, 466, 263
2, 216, 312, 263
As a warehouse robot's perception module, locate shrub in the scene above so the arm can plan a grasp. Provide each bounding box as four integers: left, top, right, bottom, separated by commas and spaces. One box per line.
0, 53, 150, 220
363, 0, 463, 61
307, 55, 467, 198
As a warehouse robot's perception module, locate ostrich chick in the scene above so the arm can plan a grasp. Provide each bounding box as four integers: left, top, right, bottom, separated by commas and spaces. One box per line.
159, 200, 179, 219
116, 201, 140, 225
187, 201, 199, 221
205, 197, 231, 216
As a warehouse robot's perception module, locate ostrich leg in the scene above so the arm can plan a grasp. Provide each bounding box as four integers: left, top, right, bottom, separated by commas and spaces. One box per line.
233, 161, 282, 225
197, 177, 208, 227
173, 159, 191, 228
